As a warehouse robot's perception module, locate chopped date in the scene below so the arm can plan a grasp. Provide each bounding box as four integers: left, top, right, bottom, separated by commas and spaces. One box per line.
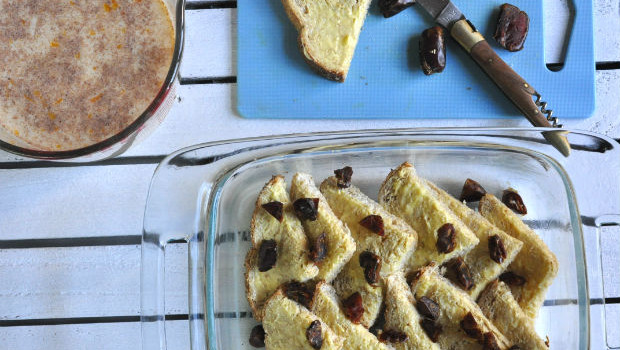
416, 296, 440, 321
379, 329, 409, 343
310, 233, 328, 265
459, 178, 487, 202
294, 198, 320, 221
359, 251, 382, 285
378, 0, 416, 18
419, 26, 446, 75
407, 269, 424, 286
334, 166, 353, 188
436, 223, 456, 253
488, 235, 507, 264
483, 332, 501, 350
494, 3, 529, 52
342, 292, 364, 324
420, 318, 442, 343
257, 240, 277, 272
449, 257, 475, 291
499, 271, 526, 286
306, 320, 323, 349
359, 215, 385, 236
502, 189, 527, 214
283, 281, 314, 309
249, 324, 266, 348
369, 302, 387, 336
261, 201, 283, 222
508, 346, 521, 350
460, 312, 483, 341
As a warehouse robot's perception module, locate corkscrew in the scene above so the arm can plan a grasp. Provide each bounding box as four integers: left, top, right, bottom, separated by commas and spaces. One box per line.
533, 92, 562, 128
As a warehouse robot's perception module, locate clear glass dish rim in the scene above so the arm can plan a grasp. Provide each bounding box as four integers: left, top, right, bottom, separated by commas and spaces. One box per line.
142, 127, 620, 350
0, 0, 186, 160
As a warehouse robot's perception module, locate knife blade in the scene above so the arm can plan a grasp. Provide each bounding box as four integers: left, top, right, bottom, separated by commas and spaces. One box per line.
417, 0, 571, 157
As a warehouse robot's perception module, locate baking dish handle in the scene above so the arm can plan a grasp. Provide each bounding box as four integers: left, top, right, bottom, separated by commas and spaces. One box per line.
591, 214, 620, 350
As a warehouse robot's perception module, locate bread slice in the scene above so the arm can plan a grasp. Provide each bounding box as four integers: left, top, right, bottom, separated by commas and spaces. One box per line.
311, 282, 391, 350
383, 273, 441, 349
281, 0, 372, 82
425, 181, 523, 298
479, 193, 559, 319
290, 173, 356, 282
331, 253, 384, 328
410, 265, 512, 350
245, 176, 319, 320
263, 289, 344, 350
378, 162, 479, 269
477, 281, 549, 349
320, 176, 417, 275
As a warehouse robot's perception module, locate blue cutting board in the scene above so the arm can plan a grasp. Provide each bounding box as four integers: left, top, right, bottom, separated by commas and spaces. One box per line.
237, 0, 594, 120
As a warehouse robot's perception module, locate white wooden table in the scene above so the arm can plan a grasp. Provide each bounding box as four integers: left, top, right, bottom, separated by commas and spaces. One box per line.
1, 0, 619, 348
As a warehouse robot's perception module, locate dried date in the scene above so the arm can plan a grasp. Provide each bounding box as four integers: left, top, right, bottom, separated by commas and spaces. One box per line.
257, 240, 277, 272
449, 257, 475, 291
494, 3, 529, 52
379, 329, 409, 343
483, 332, 501, 350
294, 198, 320, 221
261, 201, 283, 222
419, 26, 446, 75
334, 166, 353, 188
359, 251, 382, 285
488, 235, 507, 264
499, 271, 526, 287
436, 223, 456, 253
420, 318, 442, 343
416, 296, 440, 321
459, 178, 487, 202
249, 324, 266, 348
283, 281, 313, 309
359, 215, 385, 236
342, 292, 364, 324
310, 233, 328, 265
306, 320, 323, 349
460, 312, 483, 341
502, 189, 527, 214
378, 0, 416, 18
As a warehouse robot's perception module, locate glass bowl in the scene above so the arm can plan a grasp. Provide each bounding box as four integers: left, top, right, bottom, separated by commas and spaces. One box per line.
0, 0, 185, 161
141, 128, 620, 349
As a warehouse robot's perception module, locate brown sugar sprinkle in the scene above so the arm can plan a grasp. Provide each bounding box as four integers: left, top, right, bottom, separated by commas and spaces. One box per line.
90, 93, 103, 103
359, 215, 384, 236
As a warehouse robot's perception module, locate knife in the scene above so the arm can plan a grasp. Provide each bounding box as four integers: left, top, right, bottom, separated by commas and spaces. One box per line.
416, 0, 571, 156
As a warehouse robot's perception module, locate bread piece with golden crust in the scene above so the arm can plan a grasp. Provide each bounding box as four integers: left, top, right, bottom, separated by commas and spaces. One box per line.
477, 281, 549, 349
479, 193, 559, 319
311, 282, 391, 350
280, 0, 372, 82
245, 176, 319, 321
320, 176, 417, 275
378, 162, 479, 269
263, 289, 344, 350
331, 253, 384, 328
426, 181, 523, 298
290, 173, 356, 282
383, 273, 441, 350
410, 265, 512, 350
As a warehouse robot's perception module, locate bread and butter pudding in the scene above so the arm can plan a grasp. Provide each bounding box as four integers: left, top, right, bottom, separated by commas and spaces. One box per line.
0, 0, 174, 152
245, 165, 558, 349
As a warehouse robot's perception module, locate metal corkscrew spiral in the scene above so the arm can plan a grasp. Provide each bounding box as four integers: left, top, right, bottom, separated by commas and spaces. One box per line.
533, 92, 562, 127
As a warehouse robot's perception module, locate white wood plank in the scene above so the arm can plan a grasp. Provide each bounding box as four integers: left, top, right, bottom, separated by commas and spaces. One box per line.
0, 244, 187, 319
0, 164, 156, 240
0, 321, 189, 350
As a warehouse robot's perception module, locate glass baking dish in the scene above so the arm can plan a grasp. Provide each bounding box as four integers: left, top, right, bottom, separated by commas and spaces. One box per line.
141, 128, 620, 349
0, 0, 185, 161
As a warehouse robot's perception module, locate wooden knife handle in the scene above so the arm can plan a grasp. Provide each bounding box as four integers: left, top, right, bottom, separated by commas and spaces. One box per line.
450, 19, 552, 128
